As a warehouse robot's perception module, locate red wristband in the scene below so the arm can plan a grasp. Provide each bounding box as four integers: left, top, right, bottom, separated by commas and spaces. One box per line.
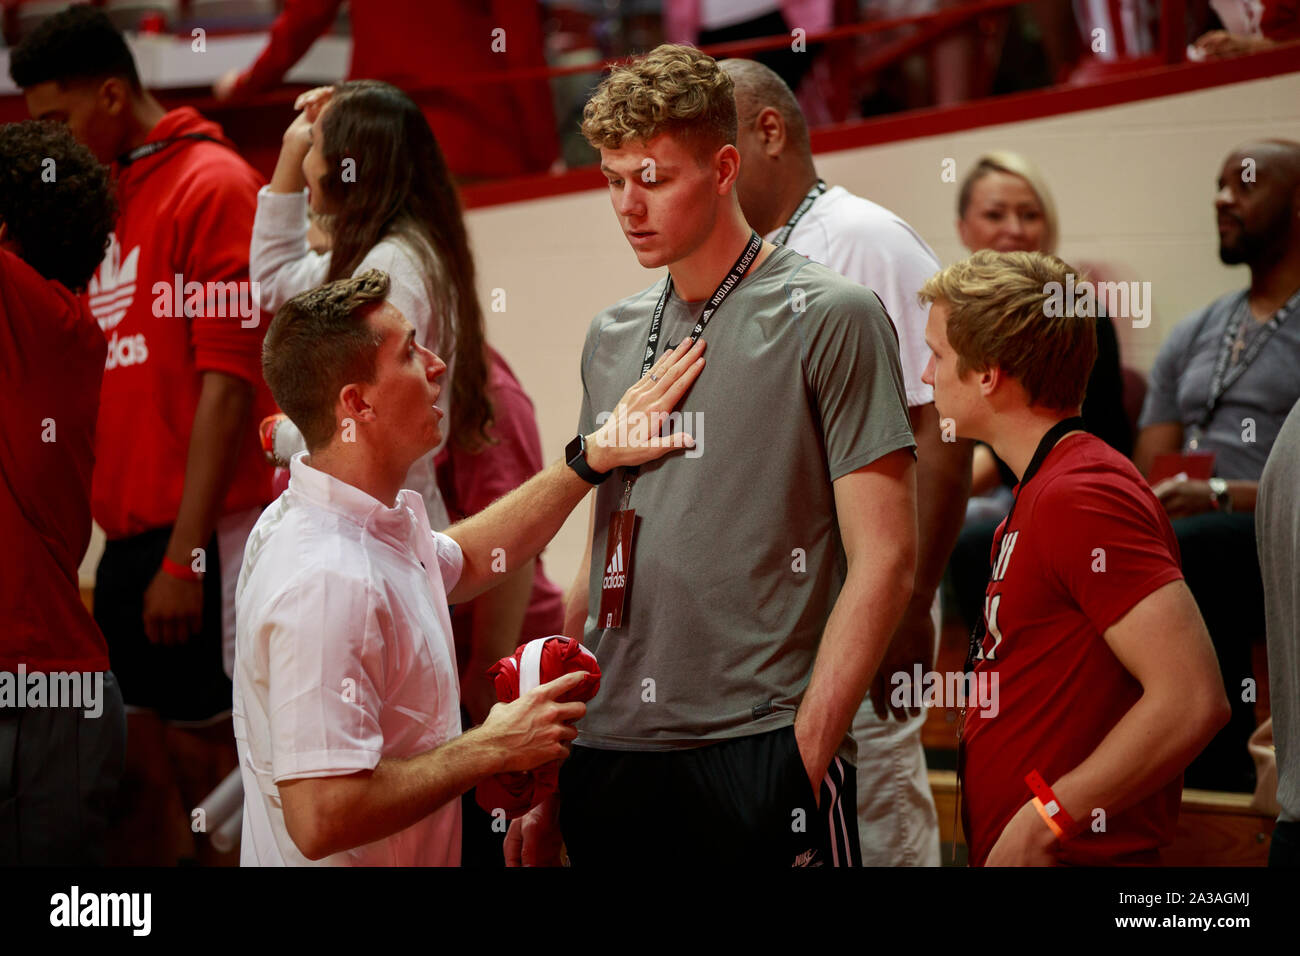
1024, 770, 1081, 841
161, 555, 203, 583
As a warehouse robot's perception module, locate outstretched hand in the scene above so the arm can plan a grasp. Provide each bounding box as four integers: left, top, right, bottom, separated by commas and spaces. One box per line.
585, 336, 706, 473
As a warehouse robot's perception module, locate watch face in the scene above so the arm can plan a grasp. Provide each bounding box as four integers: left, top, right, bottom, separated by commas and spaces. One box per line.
565, 434, 584, 465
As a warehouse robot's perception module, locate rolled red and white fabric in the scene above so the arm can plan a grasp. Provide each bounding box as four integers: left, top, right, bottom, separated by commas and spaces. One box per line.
475, 636, 600, 819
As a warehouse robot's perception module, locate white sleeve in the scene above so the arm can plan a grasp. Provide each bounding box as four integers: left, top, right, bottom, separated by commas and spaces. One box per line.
250, 187, 332, 314
432, 531, 464, 593
824, 215, 939, 408
355, 241, 439, 349
263, 571, 387, 782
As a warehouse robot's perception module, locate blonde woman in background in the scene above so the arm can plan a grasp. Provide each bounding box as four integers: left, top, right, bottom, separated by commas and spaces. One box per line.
947, 152, 1133, 633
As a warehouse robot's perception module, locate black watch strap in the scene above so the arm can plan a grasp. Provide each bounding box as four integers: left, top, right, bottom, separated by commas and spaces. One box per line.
566, 434, 609, 485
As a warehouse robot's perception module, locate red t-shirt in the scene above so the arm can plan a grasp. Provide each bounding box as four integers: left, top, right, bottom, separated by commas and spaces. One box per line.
86, 108, 275, 540
0, 250, 109, 671
962, 433, 1185, 866
437, 349, 565, 670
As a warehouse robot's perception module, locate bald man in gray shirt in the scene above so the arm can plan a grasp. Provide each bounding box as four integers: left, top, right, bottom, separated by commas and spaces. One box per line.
1137, 139, 1300, 792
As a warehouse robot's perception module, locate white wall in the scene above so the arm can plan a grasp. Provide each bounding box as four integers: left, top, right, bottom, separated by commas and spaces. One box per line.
469, 68, 1300, 587
79, 68, 1300, 589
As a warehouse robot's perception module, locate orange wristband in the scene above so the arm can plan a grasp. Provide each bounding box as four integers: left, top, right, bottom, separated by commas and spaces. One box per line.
1032, 797, 1067, 839
1025, 770, 1080, 841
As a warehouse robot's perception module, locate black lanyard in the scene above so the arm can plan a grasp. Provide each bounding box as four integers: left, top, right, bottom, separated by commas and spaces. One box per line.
117, 133, 227, 168
638, 230, 763, 379
1196, 286, 1300, 430
772, 179, 827, 247
621, 230, 763, 498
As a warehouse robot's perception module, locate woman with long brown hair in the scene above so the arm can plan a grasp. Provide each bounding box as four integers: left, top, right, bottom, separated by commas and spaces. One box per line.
251, 80, 492, 528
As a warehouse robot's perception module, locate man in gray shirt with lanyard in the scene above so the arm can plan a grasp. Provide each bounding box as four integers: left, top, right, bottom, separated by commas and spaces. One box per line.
507, 45, 917, 867
1136, 139, 1300, 792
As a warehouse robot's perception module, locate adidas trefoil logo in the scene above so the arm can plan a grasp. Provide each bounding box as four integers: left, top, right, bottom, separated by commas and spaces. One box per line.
88, 233, 140, 332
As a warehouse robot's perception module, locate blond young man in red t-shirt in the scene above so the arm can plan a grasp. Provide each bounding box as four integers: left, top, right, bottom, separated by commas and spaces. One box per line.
920, 250, 1230, 865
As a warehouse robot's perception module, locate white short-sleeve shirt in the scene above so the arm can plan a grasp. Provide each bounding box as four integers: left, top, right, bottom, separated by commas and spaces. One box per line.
766, 185, 940, 408
233, 454, 464, 866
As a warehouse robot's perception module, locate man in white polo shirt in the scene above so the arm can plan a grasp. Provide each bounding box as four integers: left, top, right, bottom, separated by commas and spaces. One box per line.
722, 58, 972, 867
238, 270, 703, 865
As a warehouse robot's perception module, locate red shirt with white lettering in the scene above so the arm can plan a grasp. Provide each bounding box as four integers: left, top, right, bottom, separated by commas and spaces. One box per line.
86, 108, 275, 540
962, 433, 1185, 866
0, 249, 108, 671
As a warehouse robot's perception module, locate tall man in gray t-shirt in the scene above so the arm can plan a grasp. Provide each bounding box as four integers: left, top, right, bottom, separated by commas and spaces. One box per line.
1136, 139, 1300, 791
507, 45, 917, 867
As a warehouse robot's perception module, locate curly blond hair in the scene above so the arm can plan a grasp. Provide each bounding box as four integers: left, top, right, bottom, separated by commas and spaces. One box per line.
918, 250, 1096, 411
581, 44, 736, 154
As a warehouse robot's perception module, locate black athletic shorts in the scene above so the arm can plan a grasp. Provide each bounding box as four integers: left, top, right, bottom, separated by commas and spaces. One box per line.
0, 671, 125, 864
558, 724, 861, 867
93, 527, 231, 723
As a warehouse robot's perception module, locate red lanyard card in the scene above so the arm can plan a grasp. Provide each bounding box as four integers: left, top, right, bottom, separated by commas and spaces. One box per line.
598, 508, 636, 629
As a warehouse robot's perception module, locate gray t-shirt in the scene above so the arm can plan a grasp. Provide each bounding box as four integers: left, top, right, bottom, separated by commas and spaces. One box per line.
575, 246, 915, 751
1259, 397, 1300, 823
1139, 289, 1300, 480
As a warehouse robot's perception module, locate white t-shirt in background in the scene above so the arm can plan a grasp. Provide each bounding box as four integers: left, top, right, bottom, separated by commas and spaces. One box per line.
766, 184, 940, 408
233, 453, 464, 866
769, 182, 945, 866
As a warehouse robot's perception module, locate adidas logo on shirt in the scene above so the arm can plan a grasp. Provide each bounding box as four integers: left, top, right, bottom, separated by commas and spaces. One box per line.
88, 234, 139, 332
104, 331, 150, 369
89, 234, 150, 370
603, 541, 626, 589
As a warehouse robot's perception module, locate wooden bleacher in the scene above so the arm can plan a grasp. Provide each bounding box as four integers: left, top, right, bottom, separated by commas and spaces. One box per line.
930, 770, 1275, 866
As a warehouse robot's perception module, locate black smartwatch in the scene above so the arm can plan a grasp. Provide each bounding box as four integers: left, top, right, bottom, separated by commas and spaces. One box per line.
565, 434, 610, 485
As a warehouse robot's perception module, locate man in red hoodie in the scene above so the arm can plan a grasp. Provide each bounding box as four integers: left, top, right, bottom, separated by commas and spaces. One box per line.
11, 5, 275, 864
0, 120, 121, 864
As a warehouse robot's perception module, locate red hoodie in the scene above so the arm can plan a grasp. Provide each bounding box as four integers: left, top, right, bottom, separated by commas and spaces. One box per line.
0, 249, 108, 671
86, 108, 274, 540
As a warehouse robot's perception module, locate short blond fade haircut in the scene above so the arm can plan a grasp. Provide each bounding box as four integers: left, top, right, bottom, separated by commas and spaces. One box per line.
581, 44, 737, 157
918, 250, 1096, 411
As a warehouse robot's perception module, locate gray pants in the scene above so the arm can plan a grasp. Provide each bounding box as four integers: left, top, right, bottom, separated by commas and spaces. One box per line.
0, 670, 125, 864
